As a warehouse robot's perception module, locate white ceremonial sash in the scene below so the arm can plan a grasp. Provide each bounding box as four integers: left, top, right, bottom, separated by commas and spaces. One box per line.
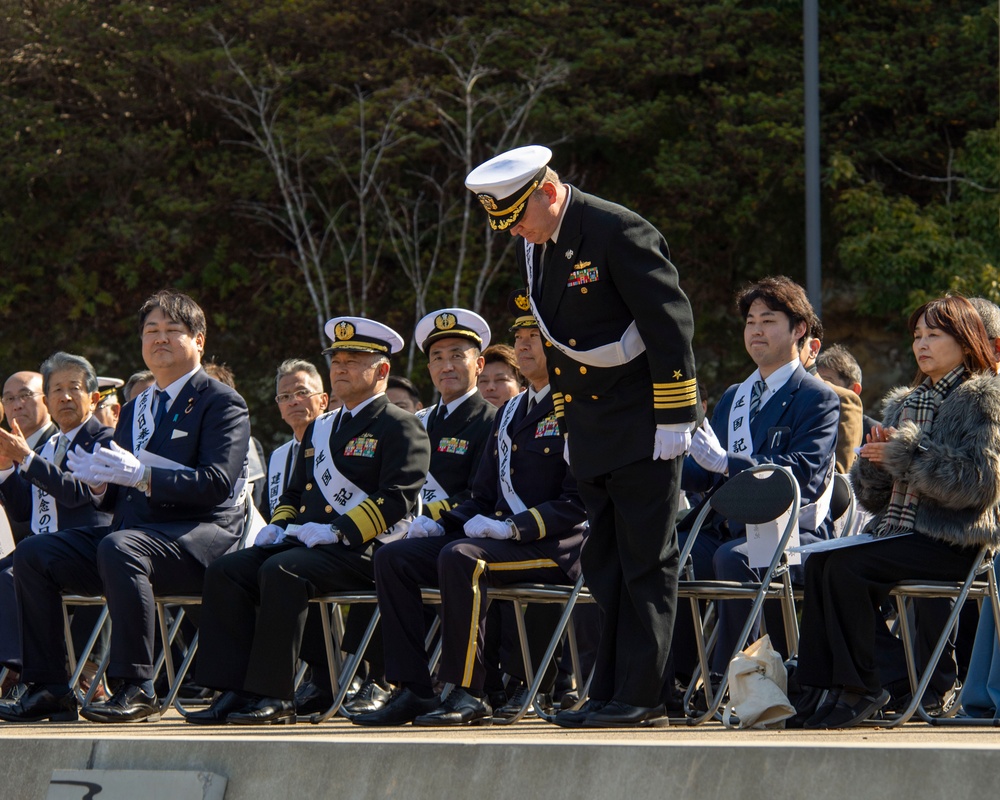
267, 440, 295, 513
417, 405, 448, 504
308, 411, 368, 518
728, 372, 834, 535
496, 395, 529, 515
525, 240, 646, 368
131, 386, 156, 453
30, 433, 60, 534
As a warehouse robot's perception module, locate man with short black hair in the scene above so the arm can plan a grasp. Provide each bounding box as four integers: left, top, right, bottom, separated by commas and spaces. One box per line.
0, 290, 251, 724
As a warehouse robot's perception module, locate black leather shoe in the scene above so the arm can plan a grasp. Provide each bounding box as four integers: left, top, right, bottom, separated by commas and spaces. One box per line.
585, 700, 667, 728
226, 696, 295, 725
0, 684, 78, 723
817, 688, 890, 729
414, 687, 492, 727
551, 698, 609, 728
493, 685, 551, 720
343, 677, 391, 715
786, 686, 825, 729
294, 681, 334, 717
802, 688, 842, 729
80, 683, 159, 723
352, 688, 440, 727
184, 690, 254, 726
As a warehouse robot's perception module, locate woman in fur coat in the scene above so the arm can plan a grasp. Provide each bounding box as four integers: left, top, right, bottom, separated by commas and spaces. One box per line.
791, 294, 1000, 729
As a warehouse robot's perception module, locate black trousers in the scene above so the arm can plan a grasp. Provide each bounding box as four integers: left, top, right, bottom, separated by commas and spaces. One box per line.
375, 536, 567, 694
195, 540, 375, 700
577, 456, 682, 708
797, 533, 979, 694
14, 526, 205, 683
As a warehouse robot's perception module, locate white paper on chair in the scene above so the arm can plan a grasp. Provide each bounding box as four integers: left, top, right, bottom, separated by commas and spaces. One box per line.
787, 531, 913, 555
746, 506, 800, 568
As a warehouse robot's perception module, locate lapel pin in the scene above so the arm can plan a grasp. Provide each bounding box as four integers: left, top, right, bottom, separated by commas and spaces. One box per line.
565, 249, 574, 260
184, 397, 195, 415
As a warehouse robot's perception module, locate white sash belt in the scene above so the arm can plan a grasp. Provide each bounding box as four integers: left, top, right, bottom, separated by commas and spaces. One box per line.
30, 433, 60, 534
309, 412, 368, 516
497, 395, 528, 515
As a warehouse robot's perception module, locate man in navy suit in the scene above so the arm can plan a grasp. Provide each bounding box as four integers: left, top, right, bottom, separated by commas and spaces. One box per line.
0, 290, 250, 724
674, 276, 839, 688
0, 352, 114, 682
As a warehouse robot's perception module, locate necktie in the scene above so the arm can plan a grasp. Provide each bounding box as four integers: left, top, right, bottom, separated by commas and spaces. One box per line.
286, 441, 299, 476
337, 410, 352, 431
53, 435, 69, 466
437, 404, 448, 424
154, 390, 171, 428
527, 396, 536, 414
749, 380, 767, 421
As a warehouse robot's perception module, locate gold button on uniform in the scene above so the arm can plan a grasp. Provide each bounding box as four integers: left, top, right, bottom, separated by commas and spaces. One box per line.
512, 444, 518, 451
565, 395, 573, 403
305, 483, 313, 491
495, 511, 503, 517
579, 366, 587, 374
325, 505, 333, 513
568, 338, 577, 346
554, 367, 561, 375
300, 506, 306, 513
544, 447, 550, 454
592, 395, 599, 400
545, 341, 552, 347
581, 287, 588, 294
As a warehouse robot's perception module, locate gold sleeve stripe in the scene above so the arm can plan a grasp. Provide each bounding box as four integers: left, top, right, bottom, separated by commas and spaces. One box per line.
345, 498, 388, 542
489, 558, 559, 571
425, 499, 451, 521
654, 378, 697, 389
461, 559, 488, 686
654, 399, 699, 409
654, 386, 698, 397
528, 508, 546, 539
270, 504, 297, 523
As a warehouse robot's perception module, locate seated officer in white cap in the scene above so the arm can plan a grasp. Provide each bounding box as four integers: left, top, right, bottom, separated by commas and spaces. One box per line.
93, 377, 124, 429
466, 146, 699, 727
187, 317, 430, 725
339, 308, 497, 716
353, 291, 587, 727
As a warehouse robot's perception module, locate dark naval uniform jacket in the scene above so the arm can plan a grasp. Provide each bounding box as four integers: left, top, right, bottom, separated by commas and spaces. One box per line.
271, 396, 431, 546
437, 390, 587, 580
0, 415, 114, 534
519, 188, 699, 479
417, 391, 496, 519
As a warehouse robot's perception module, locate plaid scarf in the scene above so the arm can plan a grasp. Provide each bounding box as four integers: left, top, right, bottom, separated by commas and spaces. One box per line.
875, 364, 966, 537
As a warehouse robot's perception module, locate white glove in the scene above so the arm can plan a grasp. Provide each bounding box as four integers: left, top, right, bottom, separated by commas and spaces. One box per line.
296, 521, 340, 548
66, 447, 106, 488
689, 419, 728, 474
254, 524, 283, 546
464, 514, 515, 540
407, 516, 445, 539
90, 441, 145, 487
653, 425, 692, 461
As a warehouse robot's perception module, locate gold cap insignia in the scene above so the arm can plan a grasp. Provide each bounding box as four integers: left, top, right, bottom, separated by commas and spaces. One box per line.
435, 312, 457, 331
478, 194, 498, 212
335, 321, 355, 341
515, 293, 531, 311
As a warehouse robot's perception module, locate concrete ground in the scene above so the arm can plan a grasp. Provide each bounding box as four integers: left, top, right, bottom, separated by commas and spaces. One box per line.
3, 710, 1000, 799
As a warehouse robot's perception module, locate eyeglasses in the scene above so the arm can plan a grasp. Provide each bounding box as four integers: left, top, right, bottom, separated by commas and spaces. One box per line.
1, 391, 42, 405
275, 389, 323, 405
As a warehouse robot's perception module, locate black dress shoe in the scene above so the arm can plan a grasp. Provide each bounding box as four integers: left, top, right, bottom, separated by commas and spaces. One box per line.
493, 685, 551, 720
352, 687, 440, 727
294, 681, 334, 717
184, 690, 254, 726
786, 686, 825, 729
226, 696, 296, 725
414, 687, 492, 727
343, 677, 391, 715
802, 688, 842, 729
0, 684, 78, 723
817, 688, 890, 729
81, 683, 159, 723
585, 700, 667, 728
552, 698, 609, 728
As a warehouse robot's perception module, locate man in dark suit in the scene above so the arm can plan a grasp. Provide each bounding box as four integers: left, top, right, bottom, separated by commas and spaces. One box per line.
466, 147, 699, 727
0, 290, 250, 724
0, 352, 115, 683
187, 317, 430, 726
1, 371, 59, 544
354, 293, 587, 728
325, 308, 497, 716
676, 276, 840, 687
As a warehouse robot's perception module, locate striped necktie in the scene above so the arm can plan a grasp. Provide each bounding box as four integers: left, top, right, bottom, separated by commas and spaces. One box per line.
749, 380, 767, 421
53, 435, 69, 467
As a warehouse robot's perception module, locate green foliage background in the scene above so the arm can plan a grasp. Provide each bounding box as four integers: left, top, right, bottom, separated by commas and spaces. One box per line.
1, 0, 997, 446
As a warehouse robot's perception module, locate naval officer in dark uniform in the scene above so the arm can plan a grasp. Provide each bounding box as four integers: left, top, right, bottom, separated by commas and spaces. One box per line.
354, 291, 587, 727
336, 308, 497, 716
466, 146, 700, 727
187, 317, 430, 725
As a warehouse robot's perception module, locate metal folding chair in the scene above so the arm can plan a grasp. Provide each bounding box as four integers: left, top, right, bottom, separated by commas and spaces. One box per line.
676, 464, 801, 725
873, 546, 998, 727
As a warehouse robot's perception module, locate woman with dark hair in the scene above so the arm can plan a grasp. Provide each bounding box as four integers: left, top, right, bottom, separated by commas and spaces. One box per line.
792, 294, 1000, 728
477, 344, 523, 408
